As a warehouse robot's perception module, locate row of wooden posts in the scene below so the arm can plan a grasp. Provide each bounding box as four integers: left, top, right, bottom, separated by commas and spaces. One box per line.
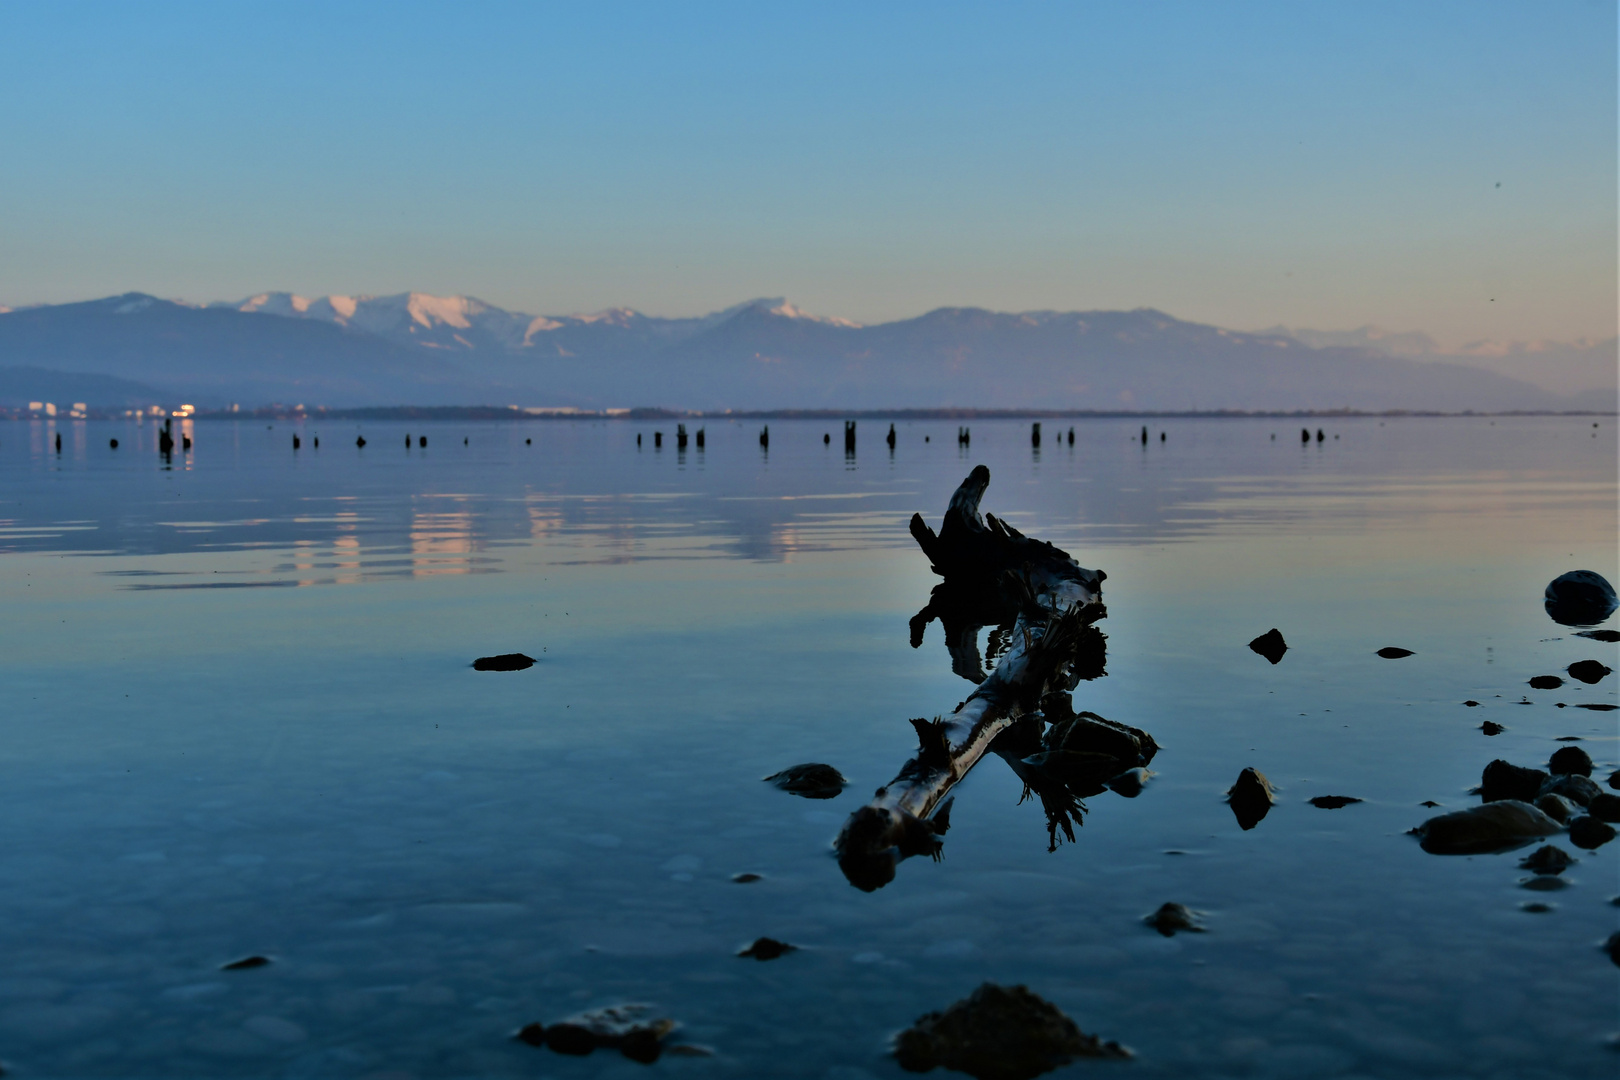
625, 422, 1096, 453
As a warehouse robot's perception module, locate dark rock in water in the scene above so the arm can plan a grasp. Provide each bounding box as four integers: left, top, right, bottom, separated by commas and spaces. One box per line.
1105, 768, 1153, 798
893, 983, 1130, 1079
1144, 902, 1205, 937
1612, 771, 1620, 791
1568, 815, 1617, 850
1376, 647, 1414, 658
542, 1023, 596, 1055
1227, 767, 1275, 830
1575, 702, 1618, 711
1519, 844, 1574, 875
472, 653, 534, 671
619, 1028, 663, 1064
1576, 629, 1620, 642
1549, 745, 1594, 776
1308, 795, 1363, 809
1248, 628, 1288, 664
1420, 800, 1441, 808
1592, 794, 1620, 823
518, 1004, 675, 1062
1519, 901, 1554, 913
1567, 659, 1613, 684
1481, 759, 1548, 803
1412, 800, 1561, 855
1528, 675, 1564, 690
764, 763, 847, 799
738, 937, 796, 960
1481, 721, 1505, 735
1519, 875, 1567, 891
221, 955, 270, 970
1544, 570, 1618, 626
1605, 932, 1620, 967
731, 872, 762, 883
1463, 700, 1480, 707
1042, 711, 1159, 769
1539, 773, 1600, 807
1534, 794, 1574, 823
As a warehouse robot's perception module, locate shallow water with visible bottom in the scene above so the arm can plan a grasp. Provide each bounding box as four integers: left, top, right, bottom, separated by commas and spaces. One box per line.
0, 415, 1615, 1079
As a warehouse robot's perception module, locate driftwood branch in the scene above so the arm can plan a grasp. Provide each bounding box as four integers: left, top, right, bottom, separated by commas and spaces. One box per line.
836, 466, 1107, 890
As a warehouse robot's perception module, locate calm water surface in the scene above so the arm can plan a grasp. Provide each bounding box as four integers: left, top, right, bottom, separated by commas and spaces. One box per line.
1, 416, 1616, 1079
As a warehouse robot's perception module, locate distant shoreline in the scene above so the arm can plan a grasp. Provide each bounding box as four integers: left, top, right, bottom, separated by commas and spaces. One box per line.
4, 405, 1614, 422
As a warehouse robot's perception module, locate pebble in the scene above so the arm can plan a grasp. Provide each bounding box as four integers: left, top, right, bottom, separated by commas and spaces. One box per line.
1376, 647, 1414, 659
1567, 659, 1613, 684
1412, 800, 1561, 855
764, 763, 847, 799
1481, 759, 1548, 803
1575, 629, 1620, 642
1248, 628, 1287, 665
731, 872, 763, 883
1543, 570, 1618, 626
1308, 795, 1362, 809
1539, 773, 1600, 807
1480, 721, 1505, 736
893, 983, 1130, 1079
1534, 794, 1574, 823
1595, 794, 1620, 823
1463, 700, 1480, 707
1606, 932, 1620, 967
738, 937, 796, 960
472, 653, 534, 671
1227, 767, 1275, 831
221, 956, 270, 971
1144, 902, 1205, 936
1548, 747, 1592, 775
1528, 675, 1564, 690
1568, 815, 1617, 850
516, 1005, 676, 1063
1518, 844, 1574, 875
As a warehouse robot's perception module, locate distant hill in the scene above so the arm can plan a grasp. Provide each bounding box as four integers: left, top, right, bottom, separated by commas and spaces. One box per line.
0, 365, 166, 408
0, 294, 491, 407
0, 291, 1607, 412
1263, 323, 1618, 400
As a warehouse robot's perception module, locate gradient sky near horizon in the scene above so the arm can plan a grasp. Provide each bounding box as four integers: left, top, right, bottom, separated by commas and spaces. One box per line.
0, 1, 1613, 346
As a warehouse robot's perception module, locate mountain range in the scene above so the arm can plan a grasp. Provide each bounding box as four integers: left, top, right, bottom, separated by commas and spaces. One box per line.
0, 291, 1612, 412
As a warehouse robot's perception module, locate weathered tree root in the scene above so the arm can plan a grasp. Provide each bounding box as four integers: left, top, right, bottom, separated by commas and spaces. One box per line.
835, 466, 1107, 890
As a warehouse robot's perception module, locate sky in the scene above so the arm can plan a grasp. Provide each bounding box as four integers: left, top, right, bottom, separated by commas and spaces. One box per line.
0, 1, 1614, 347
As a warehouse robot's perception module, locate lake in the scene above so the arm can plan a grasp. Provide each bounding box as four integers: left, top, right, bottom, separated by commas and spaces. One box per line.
0, 414, 1615, 1079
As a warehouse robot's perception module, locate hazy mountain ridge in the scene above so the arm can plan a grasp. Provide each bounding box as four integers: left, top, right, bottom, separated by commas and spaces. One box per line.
0, 291, 1610, 412
1264, 324, 1618, 398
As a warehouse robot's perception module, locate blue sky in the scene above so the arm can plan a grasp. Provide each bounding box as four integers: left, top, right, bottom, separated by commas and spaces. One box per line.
0, 1, 1613, 345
